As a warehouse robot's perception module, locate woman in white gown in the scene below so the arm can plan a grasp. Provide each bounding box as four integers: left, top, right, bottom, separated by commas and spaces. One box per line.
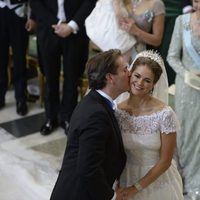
86, 0, 165, 63
115, 50, 183, 200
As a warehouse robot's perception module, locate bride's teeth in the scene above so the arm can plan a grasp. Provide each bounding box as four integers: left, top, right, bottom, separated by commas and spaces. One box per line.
135, 86, 142, 90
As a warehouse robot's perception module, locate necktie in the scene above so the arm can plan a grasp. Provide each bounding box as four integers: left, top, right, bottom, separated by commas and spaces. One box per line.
104, 98, 115, 111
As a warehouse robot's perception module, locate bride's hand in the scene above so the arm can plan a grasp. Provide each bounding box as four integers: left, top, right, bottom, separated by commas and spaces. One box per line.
116, 187, 125, 200
120, 186, 137, 199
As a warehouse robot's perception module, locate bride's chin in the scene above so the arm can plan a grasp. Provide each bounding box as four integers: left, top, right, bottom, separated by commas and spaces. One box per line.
131, 90, 140, 95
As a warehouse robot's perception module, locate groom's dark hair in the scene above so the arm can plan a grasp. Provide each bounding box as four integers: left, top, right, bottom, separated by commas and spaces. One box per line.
86, 49, 122, 89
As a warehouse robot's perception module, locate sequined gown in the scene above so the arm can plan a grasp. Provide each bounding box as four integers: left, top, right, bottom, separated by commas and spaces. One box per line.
167, 13, 200, 197
130, 0, 165, 54
115, 107, 183, 200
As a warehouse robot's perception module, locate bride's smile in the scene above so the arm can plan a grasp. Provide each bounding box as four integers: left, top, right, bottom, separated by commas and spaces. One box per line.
130, 64, 154, 95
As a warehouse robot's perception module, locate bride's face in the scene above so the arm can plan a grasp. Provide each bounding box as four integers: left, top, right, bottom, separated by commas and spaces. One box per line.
130, 64, 155, 96
193, 0, 200, 11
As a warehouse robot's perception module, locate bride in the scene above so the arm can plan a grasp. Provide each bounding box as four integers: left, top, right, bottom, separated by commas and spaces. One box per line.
115, 50, 183, 200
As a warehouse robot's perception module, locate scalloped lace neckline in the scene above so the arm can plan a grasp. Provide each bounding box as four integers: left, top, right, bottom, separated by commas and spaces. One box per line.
116, 106, 171, 118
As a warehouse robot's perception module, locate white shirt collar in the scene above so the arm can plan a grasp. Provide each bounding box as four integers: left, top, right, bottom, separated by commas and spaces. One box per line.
96, 90, 116, 110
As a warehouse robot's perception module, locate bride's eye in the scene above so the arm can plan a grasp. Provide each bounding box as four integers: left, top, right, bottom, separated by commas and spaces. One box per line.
134, 74, 140, 78
144, 79, 151, 83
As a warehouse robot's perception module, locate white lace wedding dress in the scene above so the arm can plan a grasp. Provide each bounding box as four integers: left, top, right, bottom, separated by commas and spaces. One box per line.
115, 106, 184, 200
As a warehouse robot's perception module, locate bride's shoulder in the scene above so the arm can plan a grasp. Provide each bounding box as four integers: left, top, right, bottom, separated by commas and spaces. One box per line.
151, 97, 167, 112
143, 97, 172, 116
152, 99, 175, 118
117, 101, 131, 113
116, 102, 131, 117
117, 101, 127, 110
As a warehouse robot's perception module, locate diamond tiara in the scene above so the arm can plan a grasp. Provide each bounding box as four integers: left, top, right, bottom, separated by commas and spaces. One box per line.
131, 50, 165, 71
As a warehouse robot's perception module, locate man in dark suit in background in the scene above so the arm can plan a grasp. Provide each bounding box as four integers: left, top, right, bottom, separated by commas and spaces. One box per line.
50, 49, 130, 200
30, 0, 97, 135
0, 0, 30, 115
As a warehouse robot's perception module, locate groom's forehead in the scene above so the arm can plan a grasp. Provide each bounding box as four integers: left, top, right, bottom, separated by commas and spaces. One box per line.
116, 57, 128, 70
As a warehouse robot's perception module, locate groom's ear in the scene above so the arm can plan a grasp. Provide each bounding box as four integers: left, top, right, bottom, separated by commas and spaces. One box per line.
105, 73, 113, 84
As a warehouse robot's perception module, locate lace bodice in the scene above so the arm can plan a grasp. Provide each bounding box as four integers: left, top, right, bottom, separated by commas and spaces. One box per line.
115, 106, 177, 135
117, 107, 184, 199
115, 106, 178, 166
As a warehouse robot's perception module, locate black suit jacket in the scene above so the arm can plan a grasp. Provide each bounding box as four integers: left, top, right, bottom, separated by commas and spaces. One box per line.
29, 0, 97, 121
50, 90, 126, 200
30, 0, 96, 29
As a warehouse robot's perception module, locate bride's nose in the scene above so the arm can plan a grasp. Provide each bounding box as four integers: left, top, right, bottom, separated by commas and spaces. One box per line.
137, 78, 144, 86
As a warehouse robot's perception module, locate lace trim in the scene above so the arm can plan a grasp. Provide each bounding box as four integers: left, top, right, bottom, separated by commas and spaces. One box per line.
115, 106, 177, 135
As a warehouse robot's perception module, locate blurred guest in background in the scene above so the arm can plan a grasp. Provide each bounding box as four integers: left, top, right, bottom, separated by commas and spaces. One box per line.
30, 0, 96, 135
117, 0, 165, 61
167, 0, 200, 198
0, 0, 30, 115
157, 0, 192, 86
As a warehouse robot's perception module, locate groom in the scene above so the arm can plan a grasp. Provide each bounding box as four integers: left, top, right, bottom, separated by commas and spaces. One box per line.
50, 49, 130, 200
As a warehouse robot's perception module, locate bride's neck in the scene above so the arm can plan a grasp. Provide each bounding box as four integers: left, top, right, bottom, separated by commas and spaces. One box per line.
128, 94, 152, 109
195, 9, 200, 16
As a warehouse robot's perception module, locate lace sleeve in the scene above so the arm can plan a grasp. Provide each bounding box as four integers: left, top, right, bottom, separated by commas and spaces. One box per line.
160, 107, 180, 134
167, 15, 186, 79
153, 0, 165, 16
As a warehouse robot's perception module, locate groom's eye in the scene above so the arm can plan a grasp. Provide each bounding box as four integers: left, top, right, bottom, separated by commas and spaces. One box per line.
123, 64, 129, 71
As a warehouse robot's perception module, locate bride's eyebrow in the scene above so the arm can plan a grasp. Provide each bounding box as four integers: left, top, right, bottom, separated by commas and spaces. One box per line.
133, 71, 143, 76
133, 72, 153, 80
144, 77, 152, 82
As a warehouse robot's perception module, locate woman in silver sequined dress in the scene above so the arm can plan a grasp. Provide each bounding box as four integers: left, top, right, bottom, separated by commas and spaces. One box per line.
118, 0, 165, 59
167, 0, 200, 198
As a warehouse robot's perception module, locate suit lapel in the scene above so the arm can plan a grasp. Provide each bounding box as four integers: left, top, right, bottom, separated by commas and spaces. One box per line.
89, 90, 125, 151
109, 112, 125, 151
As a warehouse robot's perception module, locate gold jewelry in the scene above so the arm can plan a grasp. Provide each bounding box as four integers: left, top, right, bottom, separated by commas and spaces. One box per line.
134, 182, 143, 191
